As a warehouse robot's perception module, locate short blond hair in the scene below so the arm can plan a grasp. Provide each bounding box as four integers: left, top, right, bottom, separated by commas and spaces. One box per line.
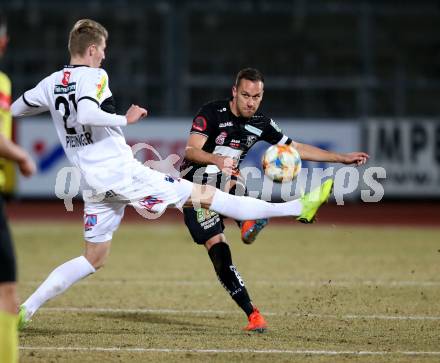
68, 19, 108, 57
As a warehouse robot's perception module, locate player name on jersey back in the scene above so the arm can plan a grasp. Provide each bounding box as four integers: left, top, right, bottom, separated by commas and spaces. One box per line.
21, 66, 134, 189
65, 132, 93, 148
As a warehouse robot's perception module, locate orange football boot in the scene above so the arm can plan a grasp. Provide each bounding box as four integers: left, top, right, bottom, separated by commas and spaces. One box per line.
241, 219, 268, 244
244, 308, 268, 332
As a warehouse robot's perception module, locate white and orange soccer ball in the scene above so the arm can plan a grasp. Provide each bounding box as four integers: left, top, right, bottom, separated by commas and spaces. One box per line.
262, 144, 302, 182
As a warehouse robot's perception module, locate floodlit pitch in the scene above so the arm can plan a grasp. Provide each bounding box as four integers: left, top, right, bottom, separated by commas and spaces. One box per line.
14, 222, 440, 363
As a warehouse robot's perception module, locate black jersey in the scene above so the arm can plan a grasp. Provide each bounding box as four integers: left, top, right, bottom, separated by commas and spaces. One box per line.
180, 99, 290, 184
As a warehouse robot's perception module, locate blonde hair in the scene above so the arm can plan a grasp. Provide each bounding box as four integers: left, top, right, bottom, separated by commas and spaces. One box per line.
68, 19, 108, 57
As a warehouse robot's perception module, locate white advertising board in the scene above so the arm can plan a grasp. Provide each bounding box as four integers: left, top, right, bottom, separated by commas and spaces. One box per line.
366, 119, 440, 196
16, 117, 362, 199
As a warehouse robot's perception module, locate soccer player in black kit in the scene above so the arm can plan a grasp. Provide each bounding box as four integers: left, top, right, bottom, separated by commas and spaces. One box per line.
180, 68, 369, 332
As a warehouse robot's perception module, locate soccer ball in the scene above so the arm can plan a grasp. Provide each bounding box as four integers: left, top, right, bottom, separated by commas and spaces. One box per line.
262, 144, 301, 182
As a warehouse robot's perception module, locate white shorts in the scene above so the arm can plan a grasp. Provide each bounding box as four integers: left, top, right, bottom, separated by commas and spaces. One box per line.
83, 163, 193, 243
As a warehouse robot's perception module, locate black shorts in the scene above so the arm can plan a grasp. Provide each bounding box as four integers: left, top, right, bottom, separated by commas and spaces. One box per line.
0, 195, 16, 282
183, 207, 225, 245
182, 174, 247, 245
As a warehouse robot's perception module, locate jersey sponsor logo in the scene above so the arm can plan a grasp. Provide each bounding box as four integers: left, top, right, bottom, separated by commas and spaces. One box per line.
196, 208, 220, 229
219, 121, 233, 128
54, 82, 76, 94
138, 196, 163, 211
96, 75, 107, 100
65, 132, 93, 148
244, 124, 262, 136
84, 214, 97, 231
192, 116, 207, 132
217, 107, 227, 112
245, 135, 258, 147
270, 119, 282, 132
61, 71, 71, 86
196, 208, 218, 223
215, 131, 227, 145
230, 139, 240, 148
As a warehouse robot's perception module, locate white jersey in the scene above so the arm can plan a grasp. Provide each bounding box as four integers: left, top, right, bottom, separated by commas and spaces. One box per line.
12, 65, 195, 243
19, 65, 134, 192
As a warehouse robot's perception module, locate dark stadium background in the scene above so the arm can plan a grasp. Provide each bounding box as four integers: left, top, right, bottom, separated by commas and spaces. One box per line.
3, 0, 440, 117
1, 0, 439, 224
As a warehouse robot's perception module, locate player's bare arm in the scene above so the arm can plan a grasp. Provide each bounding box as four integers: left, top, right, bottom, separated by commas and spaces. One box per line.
0, 134, 36, 177
184, 133, 238, 175
125, 104, 148, 124
292, 141, 369, 166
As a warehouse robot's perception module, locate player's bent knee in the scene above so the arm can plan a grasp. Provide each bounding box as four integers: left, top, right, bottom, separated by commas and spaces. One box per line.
205, 234, 227, 251
84, 240, 111, 270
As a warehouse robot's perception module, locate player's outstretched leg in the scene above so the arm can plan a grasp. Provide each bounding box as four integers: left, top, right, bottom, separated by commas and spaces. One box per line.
296, 179, 333, 223
199, 179, 333, 222
240, 219, 269, 244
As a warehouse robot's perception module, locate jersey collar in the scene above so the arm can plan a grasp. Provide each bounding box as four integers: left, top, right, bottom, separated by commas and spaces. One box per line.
64, 64, 90, 68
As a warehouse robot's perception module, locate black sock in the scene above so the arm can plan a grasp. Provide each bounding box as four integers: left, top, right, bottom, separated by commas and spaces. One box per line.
208, 242, 254, 316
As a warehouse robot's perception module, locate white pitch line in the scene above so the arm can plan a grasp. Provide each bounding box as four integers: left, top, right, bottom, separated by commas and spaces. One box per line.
18, 346, 440, 356
21, 279, 440, 287
40, 307, 440, 321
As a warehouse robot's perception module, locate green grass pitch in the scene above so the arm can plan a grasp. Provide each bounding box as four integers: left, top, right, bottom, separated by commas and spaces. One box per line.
12, 221, 440, 362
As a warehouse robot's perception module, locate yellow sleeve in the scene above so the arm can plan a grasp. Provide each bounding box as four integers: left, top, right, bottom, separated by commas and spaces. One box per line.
0, 71, 16, 193
0, 71, 12, 137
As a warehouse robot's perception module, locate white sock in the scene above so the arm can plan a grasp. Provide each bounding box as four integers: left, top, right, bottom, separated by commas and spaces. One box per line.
23, 256, 95, 318
210, 190, 302, 220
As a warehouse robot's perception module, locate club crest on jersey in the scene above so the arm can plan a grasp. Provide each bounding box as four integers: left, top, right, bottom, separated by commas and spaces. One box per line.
192, 116, 207, 132
215, 131, 227, 145
61, 71, 71, 86
96, 75, 107, 100
84, 214, 97, 231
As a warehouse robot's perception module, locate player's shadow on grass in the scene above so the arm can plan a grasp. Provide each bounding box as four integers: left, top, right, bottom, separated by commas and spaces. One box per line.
19, 312, 227, 335
96, 312, 221, 329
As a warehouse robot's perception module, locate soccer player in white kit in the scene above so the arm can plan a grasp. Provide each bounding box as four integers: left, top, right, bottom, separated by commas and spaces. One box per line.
12, 19, 335, 329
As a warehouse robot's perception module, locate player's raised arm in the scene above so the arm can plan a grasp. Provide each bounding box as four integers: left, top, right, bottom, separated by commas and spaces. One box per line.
11, 82, 50, 117
291, 141, 369, 166
125, 104, 148, 124
76, 97, 145, 127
